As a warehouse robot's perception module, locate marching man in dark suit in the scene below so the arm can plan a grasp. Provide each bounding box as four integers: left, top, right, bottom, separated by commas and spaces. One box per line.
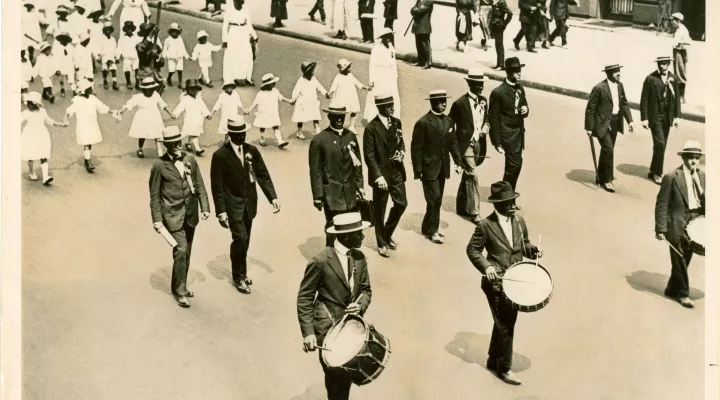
466, 181, 542, 386
514, 0, 538, 53
297, 212, 373, 400
449, 69, 490, 223
363, 94, 407, 258
584, 63, 634, 193
211, 119, 281, 295
547, 0, 569, 48
150, 126, 211, 308
411, 0, 434, 69
489, 58, 530, 193
654, 141, 705, 309
641, 55, 681, 185
488, 0, 513, 71
309, 105, 366, 247
411, 89, 463, 244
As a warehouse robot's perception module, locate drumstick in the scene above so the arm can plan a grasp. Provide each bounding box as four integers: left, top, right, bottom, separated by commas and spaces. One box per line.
481, 274, 531, 283
663, 238, 685, 258
316, 346, 332, 351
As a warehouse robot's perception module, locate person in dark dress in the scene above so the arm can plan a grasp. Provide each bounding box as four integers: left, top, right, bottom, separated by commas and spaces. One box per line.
271, 0, 288, 27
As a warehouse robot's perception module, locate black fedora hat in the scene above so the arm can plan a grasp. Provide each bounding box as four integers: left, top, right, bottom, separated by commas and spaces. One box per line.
504, 57, 525, 70
184, 79, 202, 90
487, 181, 520, 203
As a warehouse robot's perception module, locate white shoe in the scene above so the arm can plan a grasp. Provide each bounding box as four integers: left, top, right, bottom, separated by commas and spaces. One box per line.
296, 132, 306, 140
29, 173, 39, 181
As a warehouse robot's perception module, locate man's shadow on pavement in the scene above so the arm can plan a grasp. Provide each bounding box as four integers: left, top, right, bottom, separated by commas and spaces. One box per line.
289, 383, 331, 400
205, 254, 274, 286
616, 164, 650, 180
445, 331, 531, 373
399, 212, 450, 235
626, 270, 705, 301
565, 169, 598, 189
150, 267, 208, 295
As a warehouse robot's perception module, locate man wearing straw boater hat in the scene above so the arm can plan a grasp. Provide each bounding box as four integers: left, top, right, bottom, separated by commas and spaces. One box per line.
411, 89, 463, 244
309, 105, 366, 247
449, 69, 490, 223
149, 126, 211, 309
363, 93, 407, 258
466, 180, 542, 385
584, 63, 634, 193
297, 212, 373, 400
654, 140, 705, 309
640, 55, 681, 185
211, 118, 281, 295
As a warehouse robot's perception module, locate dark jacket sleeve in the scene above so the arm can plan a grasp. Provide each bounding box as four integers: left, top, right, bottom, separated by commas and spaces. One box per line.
297, 259, 321, 338
640, 76, 650, 121
149, 162, 163, 224
398, 120, 406, 153
520, 87, 529, 119
619, 83, 633, 124
488, 90, 501, 148
448, 119, 463, 167
672, 79, 681, 119
210, 152, 227, 215
655, 174, 672, 234
190, 156, 210, 213
357, 259, 372, 314
584, 85, 599, 131
363, 125, 382, 184
308, 137, 324, 201
518, 216, 538, 259
252, 148, 278, 202
467, 221, 492, 274
352, 135, 365, 191
411, 118, 425, 176
500, 1, 513, 24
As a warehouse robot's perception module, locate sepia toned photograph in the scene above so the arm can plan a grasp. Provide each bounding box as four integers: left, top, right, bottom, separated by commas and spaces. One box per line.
2, 0, 718, 399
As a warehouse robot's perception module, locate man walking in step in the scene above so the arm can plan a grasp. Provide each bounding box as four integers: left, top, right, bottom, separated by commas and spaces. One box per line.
488, 0, 513, 71
211, 119, 281, 295
363, 94, 407, 258
548, 0, 569, 48
640, 56, 681, 185
411, 0, 434, 69
585, 63, 634, 193
514, 0, 538, 53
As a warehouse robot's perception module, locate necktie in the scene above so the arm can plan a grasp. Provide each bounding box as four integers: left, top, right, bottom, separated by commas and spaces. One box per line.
514, 89, 520, 113
692, 172, 703, 207
472, 97, 479, 110
346, 251, 353, 285
237, 148, 244, 166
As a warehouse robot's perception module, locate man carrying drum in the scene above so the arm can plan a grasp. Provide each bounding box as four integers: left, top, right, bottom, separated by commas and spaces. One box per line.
654, 140, 705, 309
466, 181, 542, 385
297, 212, 373, 400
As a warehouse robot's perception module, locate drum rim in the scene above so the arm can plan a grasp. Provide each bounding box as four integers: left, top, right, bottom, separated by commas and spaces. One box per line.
321, 314, 371, 367
502, 260, 554, 312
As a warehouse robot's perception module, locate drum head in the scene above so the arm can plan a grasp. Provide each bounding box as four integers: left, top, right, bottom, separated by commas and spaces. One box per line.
323, 317, 367, 367
503, 262, 553, 308
686, 216, 705, 247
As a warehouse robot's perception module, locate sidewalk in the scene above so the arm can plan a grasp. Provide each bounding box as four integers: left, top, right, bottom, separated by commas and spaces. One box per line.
149, 0, 705, 122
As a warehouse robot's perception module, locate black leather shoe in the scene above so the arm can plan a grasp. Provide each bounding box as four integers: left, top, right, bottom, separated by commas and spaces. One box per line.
236, 280, 251, 294
513, 39, 520, 50
422, 64, 432, 69
378, 246, 390, 258
387, 240, 397, 250
309, 13, 316, 21
499, 370, 522, 385
527, 48, 537, 53
174, 294, 190, 308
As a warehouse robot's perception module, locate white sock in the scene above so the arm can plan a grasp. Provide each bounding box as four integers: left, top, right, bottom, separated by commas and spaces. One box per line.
192, 137, 201, 150
83, 149, 91, 160
40, 162, 49, 180
274, 129, 284, 143
156, 140, 164, 157
314, 122, 321, 134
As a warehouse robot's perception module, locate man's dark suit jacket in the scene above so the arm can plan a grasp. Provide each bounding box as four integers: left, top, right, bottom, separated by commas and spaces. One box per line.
584, 80, 633, 138
488, 0, 512, 29
655, 166, 705, 244
210, 142, 278, 222
411, 111, 462, 181
363, 115, 407, 185
549, 0, 569, 19
384, 0, 398, 19
449, 93, 489, 168
518, 0, 536, 23
640, 71, 681, 123
489, 81, 529, 154
410, 0, 433, 34
297, 247, 372, 342
309, 128, 364, 211
150, 153, 210, 232
466, 212, 536, 274
359, 0, 375, 16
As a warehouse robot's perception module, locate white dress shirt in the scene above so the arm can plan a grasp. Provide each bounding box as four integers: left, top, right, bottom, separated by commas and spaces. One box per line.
230, 141, 244, 166
494, 210, 514, 244
682, 165, 703, 210
467, 92, 485, 141
334, 240, 354, 290
673, 24, 691, 49
607, 79, 620, 115
173, 159, 186, 177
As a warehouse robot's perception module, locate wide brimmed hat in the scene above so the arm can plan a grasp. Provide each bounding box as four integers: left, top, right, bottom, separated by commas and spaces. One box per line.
102, 21, 114, 30
196, 30, 208, 39
260, 73, 280, 87
87, 9, 104, 19
487, 181, 520, 203
677, 140, 704, 156
24, 92, 43, 105
376, 27, 394, 39
77, 79, 93, 93
655, 56, 673, 63
301, 61, 317, 74
374, 93, 394, 106
138, 77, 159, 89
337, 58, 352, 71
602, 63, 622, 72
169, 22, 181, 32
504, 57, 525, 70
227, 118, 251, 133
222, 80, 237, 89
185, 79, 202, 90
23, 0, 35, 8
671, 12, 684, 21
464, 68, 486, 82
123, 21, 136, 30
322, 105, 350, 115
158, 126, 184, 143
424, 89, 451, 101
37, 41, 51, 52
326, 212, 371, 234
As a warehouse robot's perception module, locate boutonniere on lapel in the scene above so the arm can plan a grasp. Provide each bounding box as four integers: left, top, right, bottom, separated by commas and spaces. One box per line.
245, 153, 256, 183
479, 99, 487, 110
180, 156, 196, 195
345, 142, 362, 167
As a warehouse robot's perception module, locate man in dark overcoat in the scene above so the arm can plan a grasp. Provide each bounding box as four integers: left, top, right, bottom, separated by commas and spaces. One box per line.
488, 0, 513, 71
410, 0, 434, 69
548, 0, 569, 47
513, 0, 537, 52
211, 119, 281, 295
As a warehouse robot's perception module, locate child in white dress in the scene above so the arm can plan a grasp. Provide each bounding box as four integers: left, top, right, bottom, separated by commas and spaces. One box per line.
87, 10, 105, 72
173, 79, 211, 156
115, 21, 141, 89
115, 77, 175, 158
191, 30, 222, 88
164, 22, 189, 88
98, 21, 120, 90
328, 58, 371, 133
35, 42, 57, 103
211, 81, 249, 143
291, 61, 329, 139
249, 73, 294, 149
53, 32, 77, 97
63, 80, 112, 173
21, 92, 68, 185
74, 32, 94, 84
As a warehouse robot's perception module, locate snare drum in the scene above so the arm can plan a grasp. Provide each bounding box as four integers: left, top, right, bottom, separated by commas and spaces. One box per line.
685, 215, 705, 256
502, 261, 554, 312
321, 315, 391, 386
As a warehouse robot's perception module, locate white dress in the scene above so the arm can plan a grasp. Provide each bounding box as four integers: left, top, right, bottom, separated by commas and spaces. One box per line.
330, 0, 350, 31
22, 59, 36, 91
21, 109, 54, 161
330, 73, 363, 113
89, 21, 105, 58
35, 53, 56, 88
53, 43, 76, 80
65, 95, 109, 145
212, 91, 245, 134
97, 35, 118, 65
124, 92, 167, 139
222, 7, 257, 82
252, 89, 283, 128
107, 0, 150, 30
291, 76, 327, 123
115, 34, 141, 71
68, 12, 92, 39
74, 44, 94, 81
22, 9, 43, 49
364, 43, 401, 120
173, 94, 210, 137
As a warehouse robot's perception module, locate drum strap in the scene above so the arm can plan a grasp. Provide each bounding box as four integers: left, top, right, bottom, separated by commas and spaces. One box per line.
321, 302, 337, 325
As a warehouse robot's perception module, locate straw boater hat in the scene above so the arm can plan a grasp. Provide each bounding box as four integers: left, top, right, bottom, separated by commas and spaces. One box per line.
169, 22, 182, 33
655, 55, 673, 63
158, 126, 184, 143
301, 61, 317, 74
677, 140, 704, 156
322, 104, 350, 115
138, 77, 159, 89
38, 41, 51, 53
504, 57, 525, 70
260, 73, 280, 87
227, 118, 251, 134
487, 181, 520, 203
326, 212, 371, 234
424, 89, 451, 101
602, 63, 622, 72
102, 21, 114, 31
77, 79, 93, 93
374, 93, 394, 106
184, 79, 202, 90
464, 68, 487, 82
222, 80, 237, 89
671, 12, 684, 22
197, 30, 208, 39
376, 27, 394, 40
24, 92, 43, 106
337, 58, 352, 72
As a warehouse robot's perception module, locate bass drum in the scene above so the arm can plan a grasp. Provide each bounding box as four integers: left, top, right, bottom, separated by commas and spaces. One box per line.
502, 261, 554, 313
685, 215, 705, 256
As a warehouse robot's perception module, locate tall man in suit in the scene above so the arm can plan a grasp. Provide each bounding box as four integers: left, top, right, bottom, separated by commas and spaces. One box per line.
488, 0, 513, 71
584, 64, 634, 193
211, 119, 281, 295
548, 0, 569, 48
363, 94, 407, 258
514, 0, 538, 52
411, 0, 434, 69
150, 126, 211, 308
655, 141, 705, 309
467, 181, 542, 385
449, 69, 490, 223
641, 56, 681, 185
297, 212, 373, 400
489, 58, 530, 192
411, 90, 463, 244
309, 105, 366, 247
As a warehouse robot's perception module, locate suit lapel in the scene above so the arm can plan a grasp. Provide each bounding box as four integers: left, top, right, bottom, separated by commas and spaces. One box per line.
375, 117, 389, 147
673, 168, 689, 208
463, 95, 474, 130
328, 250, 351, 291
511, 217, 522, 249
600, 80, 612, 105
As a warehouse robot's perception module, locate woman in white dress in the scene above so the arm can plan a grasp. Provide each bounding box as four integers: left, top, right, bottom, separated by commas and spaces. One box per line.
329, 0, 350, 39
173, 79, 211, 156
105, 0, 150, 30
62, 80, 111, 173
291, 61, 328, 139
21, 92, 68, 185
115, 77, 174, 158
222, 0, 258, 86
22, 1, 44, 63
211, 81, 249, 143
364, 28, 401, 121
74, 32, 94, 83
328, 58, 371, 133
249, 73, 294, 148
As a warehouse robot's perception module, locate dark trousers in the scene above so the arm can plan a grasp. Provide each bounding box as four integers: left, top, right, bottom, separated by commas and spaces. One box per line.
548, 18, 568, 45
421, 177, 445, 235
360, 18, 374, 41
309, 0, 326, 21
597, 116, 619, 184
491, 26, 505, 68
229, 212, 254, 282
414, 33, 432, 66
649, 117, 671, 177
324, 204, 359, 247
515, 19, 536, 49
457, 146, 482, 217
666, 210, 701, 298
503, 151, 523, 190
482, 277, 518, 373
372, 174, 407, 247
169, 223, 196, 296
319, 353, 352, 400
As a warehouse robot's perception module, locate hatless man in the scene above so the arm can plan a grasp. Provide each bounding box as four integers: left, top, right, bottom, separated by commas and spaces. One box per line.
410, 0, 434, 69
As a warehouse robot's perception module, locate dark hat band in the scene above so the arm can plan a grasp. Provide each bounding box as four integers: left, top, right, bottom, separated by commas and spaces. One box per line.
325, 106, 348, 113
162, 133, 182, 142
227, 124, 248, 133
374, 96, 394, 105
680, 148, 703, 154
334, 221, 363, 231
466, 74, 485, 80
427, 94, 448, 100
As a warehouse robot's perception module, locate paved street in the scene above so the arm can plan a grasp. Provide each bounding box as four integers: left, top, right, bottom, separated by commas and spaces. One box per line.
22, 10, 705, 400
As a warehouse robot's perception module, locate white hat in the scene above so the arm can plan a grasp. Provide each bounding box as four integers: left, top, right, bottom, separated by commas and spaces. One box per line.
138, 77, 159, 89
77, 79, 93, 93
196, 30, 208, 39
337, 58, 352, 71
222, 80, 237, 88
464, 68, 486, 82
326, 212, 371, 234
376, 27, 394, 39
677, 140, 704, 156
671, 12, 684, 21
260, 73, 280, 87
24, 92, 43, 105
373, 93, 394, 106
78, 31, 90, 43
38, 41, 51, 52
424, 89, 451, 100
158, 126, 184, 142
169, 22, 181, 31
